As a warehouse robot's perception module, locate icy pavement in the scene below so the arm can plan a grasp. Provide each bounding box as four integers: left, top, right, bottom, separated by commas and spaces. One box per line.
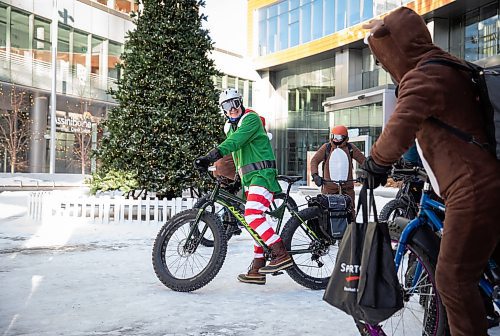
0, 191, 499, 336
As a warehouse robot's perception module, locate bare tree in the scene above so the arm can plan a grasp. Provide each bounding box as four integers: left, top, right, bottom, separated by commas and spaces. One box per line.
0, 85, 33, 173
73, 125, 92, 174
66, 94, 94, 175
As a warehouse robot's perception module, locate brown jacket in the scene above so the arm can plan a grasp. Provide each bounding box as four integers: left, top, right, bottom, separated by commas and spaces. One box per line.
367, 7, 500, 201
366, 8, 500, 335
310, 141, 366, 194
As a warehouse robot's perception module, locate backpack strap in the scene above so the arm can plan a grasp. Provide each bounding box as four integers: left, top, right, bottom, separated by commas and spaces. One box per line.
422, 59, 477, 73
322, 142, 331, 175
421, 59, 491, 152
428, 116, 490, 150
347, 142, 353, 157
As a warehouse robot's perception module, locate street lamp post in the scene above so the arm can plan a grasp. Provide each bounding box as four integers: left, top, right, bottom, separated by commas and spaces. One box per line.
49, 0, 58, 174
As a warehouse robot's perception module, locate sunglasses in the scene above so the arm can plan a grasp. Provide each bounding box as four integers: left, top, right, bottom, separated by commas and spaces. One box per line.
221, 99, 242, 113
331, 134, 345, 141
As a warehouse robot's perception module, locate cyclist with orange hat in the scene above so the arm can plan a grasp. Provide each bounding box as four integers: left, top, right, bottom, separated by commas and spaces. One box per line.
310, 125, 366, 210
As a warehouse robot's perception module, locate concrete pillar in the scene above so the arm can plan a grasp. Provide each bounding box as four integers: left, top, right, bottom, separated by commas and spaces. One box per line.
29, 96, 48, 173
427, 18, 450, 52
335, 48, 363, 96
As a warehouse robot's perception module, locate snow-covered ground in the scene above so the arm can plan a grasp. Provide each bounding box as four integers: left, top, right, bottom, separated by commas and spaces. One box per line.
1, 190, 499, 336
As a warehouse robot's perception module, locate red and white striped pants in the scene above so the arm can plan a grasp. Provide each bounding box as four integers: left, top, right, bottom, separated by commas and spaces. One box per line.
244, 185, 281, 258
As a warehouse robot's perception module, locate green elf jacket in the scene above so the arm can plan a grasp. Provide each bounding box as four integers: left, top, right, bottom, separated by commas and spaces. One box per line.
217, 110, 281, 193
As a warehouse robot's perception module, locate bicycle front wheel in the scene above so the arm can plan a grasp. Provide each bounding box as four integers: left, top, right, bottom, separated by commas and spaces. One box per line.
379, 199, 417, 240
281, 207, 338, 290
376, 242, 447, 336
152, 209, 228, 292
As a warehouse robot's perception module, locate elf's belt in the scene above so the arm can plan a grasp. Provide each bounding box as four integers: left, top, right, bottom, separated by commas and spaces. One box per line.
239, 160, 276, 175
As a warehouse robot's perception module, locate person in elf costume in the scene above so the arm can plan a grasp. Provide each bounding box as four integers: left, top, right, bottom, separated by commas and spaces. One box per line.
195, 88, 292, 285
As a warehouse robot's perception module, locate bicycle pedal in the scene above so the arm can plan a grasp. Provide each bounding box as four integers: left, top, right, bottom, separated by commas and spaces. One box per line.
271, 271, 284, 276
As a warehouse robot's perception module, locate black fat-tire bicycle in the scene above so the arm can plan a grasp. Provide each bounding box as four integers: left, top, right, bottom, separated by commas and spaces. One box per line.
192, 190, 298, 247
152, 168, 339, 292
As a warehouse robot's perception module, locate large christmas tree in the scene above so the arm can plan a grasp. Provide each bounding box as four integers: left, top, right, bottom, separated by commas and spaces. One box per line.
97, 0, 224, 198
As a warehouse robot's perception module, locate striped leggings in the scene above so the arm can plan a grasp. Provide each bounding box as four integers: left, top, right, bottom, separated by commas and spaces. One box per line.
244, 185, 281, 258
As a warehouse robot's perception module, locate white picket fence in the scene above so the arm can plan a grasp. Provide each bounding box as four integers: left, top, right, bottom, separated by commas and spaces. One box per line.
28, 191, 198, 224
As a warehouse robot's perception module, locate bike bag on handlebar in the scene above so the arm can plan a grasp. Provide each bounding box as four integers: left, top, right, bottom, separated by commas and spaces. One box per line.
312, 194, 352, 239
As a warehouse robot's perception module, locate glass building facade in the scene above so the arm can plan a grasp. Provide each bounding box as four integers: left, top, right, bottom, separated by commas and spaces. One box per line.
273, 58, 335, 176
257, 0, 413, 56
251, 0, 500, 182
0, 1, 129, 174
450, 1, 500, 62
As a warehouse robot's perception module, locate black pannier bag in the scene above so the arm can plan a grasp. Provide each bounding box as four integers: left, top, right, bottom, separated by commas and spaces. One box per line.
314, 194, 352, 239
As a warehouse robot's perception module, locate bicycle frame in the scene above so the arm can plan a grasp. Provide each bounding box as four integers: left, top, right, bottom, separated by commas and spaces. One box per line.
393, 181, 500, 311
189, 174, 320, 254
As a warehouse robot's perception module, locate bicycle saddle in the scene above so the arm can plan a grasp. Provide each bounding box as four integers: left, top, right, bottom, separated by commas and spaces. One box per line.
277, 175, 302, 183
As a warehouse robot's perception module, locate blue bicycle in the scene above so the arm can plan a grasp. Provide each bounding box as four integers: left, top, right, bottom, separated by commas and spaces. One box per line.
362, 166, 499, 336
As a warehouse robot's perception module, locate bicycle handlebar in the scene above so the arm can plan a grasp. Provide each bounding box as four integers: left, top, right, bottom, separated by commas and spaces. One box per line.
391, 167, 428, 181
321, 178, 360, 184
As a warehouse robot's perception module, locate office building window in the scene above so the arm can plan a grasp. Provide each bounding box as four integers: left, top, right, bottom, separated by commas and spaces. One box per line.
91, 35, 104, 76
279, 2, 288, 50
349, 0, 361, 27
289, 3, 300, 47
33, 17, 51, 64
73, 30, 88, 79
300, 0, 312, 43
451, 1, 499, 62
268, 5, 278, 54
333, 102, 382, 147
0, 5, 7, 49
257, 0, 380, 56
324, 0, 334, 35
10, 10, 29, 56
108, 41, 122, 80
312, 0, 323, 40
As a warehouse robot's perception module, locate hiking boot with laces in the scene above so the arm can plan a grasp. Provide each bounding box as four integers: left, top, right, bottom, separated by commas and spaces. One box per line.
258, 240, 293, 274
237, 258, 266, 285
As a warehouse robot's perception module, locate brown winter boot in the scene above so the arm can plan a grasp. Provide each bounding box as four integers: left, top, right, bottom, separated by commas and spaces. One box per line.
237, 258, 266, 285
258, 240, 293, 274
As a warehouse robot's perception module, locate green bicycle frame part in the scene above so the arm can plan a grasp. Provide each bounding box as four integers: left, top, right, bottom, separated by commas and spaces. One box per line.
190, 182, 321, 254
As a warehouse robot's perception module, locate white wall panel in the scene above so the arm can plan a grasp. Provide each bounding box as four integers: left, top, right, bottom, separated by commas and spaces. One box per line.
91, 6, 108, 37
107, 14, 125, 42
10, 0, 33, 13
73, 1, 92, 32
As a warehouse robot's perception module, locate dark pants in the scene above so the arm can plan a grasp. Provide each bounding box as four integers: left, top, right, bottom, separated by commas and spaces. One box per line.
435, 186, 500, 336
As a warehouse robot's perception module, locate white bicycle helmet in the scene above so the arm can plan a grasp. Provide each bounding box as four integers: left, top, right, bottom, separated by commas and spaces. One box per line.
219, 88, 244, 122
219, 88, 242, 106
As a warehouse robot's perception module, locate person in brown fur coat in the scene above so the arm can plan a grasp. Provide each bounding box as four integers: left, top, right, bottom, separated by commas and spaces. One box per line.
310, 125, 366, 211
361, 7, 500, 336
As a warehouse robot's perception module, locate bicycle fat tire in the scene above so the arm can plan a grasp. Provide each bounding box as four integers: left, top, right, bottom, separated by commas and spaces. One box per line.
281, 206, 337, 290
379, 199, 417, 240
152, 209, 227, 292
